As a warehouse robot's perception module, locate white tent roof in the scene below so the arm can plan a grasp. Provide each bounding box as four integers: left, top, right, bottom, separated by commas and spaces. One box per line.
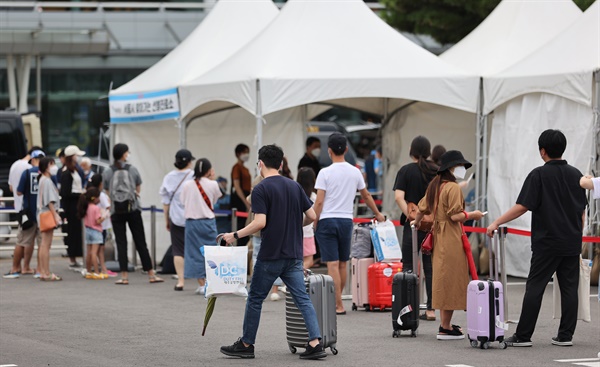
441, 0, 581, 76
179, 0, 479, 119
110, 0, 278, 96
484, 1, 600, 114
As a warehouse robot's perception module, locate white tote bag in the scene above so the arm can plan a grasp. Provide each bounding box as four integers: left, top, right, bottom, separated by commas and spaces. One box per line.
370, 220, 402, 262
204, 245, 249, 298
552, 257, 591, 323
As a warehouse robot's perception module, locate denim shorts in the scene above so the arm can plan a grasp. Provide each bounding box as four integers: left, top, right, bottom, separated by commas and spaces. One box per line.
315, 218, 353, 262
85, 227, 103, 245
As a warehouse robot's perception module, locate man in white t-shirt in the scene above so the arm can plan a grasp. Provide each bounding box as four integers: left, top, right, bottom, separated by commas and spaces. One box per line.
314, 133, 385, 314
8, 148, 41, 213
580, 175, 600, 199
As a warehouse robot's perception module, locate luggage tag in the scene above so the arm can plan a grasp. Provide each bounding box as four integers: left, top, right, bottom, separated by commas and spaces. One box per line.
495, 315, 509, 330
396, 304, 413, 326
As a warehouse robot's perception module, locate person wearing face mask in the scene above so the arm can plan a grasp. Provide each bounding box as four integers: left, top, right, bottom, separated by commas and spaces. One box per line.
412, 150, 484, 340
486, 130, 587, 348
298, 137, 322, 176
230, 144, 251, 247
60, 145, 86, 268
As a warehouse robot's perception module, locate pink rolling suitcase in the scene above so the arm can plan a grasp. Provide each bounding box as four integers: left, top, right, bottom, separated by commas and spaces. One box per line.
467, 230, 508, 349
351, 257, 374, 311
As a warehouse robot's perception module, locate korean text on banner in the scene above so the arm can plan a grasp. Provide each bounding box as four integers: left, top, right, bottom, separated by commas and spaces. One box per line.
204, 245, 248, 298
109, 88, 180, 123
371, 220, 402, 262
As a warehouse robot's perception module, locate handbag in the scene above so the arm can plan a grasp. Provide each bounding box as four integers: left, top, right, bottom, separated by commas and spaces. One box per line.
18, 209, 34, 230
38, 179, 58, 232
420, 183, 445, 255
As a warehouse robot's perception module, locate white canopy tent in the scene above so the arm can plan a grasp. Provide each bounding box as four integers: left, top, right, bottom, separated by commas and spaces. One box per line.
434, 0, 582, 276
108, 0, 279, 210
179, 0, 480, 215
484, 1, 599, 277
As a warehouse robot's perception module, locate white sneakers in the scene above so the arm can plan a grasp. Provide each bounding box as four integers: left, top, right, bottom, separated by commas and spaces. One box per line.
270, 292, 281, 301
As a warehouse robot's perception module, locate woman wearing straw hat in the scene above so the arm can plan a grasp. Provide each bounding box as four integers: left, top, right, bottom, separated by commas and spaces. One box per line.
412, 150, 484, 340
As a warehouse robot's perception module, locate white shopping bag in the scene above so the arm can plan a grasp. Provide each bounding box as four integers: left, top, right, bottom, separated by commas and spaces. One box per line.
204, 245, 249, 298
370, 220, 402, 262
552, 256, 591, 323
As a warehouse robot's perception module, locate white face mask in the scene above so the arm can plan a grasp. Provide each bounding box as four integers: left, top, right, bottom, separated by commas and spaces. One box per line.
49, 165, 59, 176
453, 166, 467, 180
311, 148, 321, 157
240, 153, 250, 162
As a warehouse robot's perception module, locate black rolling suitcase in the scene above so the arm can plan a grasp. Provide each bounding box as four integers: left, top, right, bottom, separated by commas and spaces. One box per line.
392, 225, 420, 337
286, 272, 338, 355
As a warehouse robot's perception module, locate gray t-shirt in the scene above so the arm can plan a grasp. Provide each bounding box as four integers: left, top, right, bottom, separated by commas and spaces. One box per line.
37, 176, 60, 222
102, 163, 143, 213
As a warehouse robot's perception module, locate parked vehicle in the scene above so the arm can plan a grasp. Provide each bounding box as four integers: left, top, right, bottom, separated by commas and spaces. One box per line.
0, 111, 28, 198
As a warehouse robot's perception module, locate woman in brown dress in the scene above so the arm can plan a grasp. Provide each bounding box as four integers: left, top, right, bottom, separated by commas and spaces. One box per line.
413, 150, 484, 340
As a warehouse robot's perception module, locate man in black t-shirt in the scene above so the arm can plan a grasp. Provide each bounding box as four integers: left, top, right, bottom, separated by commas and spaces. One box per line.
220, 145, 326, 360
487, 129, 587, 348
298, 136, 322, 176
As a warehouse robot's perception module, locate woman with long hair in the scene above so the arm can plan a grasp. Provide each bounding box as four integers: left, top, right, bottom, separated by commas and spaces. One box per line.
180, 158, 222, 295
393, 136, 438, 321
413, 150, 484, 340
59, 145, 86, 267
37, 157, 62, 281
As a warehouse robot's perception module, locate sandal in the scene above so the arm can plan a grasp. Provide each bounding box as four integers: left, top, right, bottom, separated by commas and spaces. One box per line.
115, 278, 129, 285
437, 326, 464, 340
40, 273, 62, 281
149, 275, 164, 283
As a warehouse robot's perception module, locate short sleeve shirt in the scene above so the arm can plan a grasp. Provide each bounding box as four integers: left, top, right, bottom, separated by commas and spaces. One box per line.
516, 160, 587, 256
180, 178, 222, 220
17, 167, 40, 220
252, 176, 312, 261
591, 177, 600, 199
84, 203, 103, 232
8, 159, 31, 211
231, 162, 251, 193
37, 176, 60, 222
315, 162, 365, 219
102, 164, 143, 212
159, 169, 193, 227
393, 162, 436, 225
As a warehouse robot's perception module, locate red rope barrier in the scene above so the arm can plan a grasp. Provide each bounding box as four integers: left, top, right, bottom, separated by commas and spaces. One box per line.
232, 210, 600, 243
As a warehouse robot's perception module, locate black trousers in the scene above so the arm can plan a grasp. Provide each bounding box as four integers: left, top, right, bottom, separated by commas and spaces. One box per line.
112, 210, 153, 272
63, 198, 83, 258
401, 224, 433, 310
516, 251, 579, 340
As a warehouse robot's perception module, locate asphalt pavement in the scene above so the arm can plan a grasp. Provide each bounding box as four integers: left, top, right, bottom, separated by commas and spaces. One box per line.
1, 254, 599, 367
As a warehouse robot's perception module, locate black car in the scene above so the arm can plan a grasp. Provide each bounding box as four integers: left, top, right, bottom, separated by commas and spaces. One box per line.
0, 111, 28, 198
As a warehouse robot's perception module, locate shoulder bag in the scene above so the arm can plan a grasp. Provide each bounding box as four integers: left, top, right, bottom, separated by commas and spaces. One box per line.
38, 178, 58, 232
421, 183, 446, 255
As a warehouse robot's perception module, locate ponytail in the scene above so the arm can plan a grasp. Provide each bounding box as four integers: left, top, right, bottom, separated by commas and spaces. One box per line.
424, 170, 456, 212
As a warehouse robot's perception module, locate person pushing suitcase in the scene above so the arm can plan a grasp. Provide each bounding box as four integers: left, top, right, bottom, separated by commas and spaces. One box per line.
219, 144, 326, 360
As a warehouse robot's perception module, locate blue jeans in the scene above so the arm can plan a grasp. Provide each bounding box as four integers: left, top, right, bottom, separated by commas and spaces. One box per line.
242, 258, 321, 345
251, 237, 282, 286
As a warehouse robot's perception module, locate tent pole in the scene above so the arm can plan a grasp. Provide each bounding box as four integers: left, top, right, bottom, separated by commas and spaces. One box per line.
255, 79, 263, 149
178, 117, 186, 149
591, 70, 600, 236
475, 78, 484, 214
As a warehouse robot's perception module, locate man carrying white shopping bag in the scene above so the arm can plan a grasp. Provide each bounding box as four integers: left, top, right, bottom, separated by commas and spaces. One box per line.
219, 144, 325, 360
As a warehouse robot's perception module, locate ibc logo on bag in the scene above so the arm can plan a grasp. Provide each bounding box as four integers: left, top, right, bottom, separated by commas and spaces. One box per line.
207, 260, 246, 284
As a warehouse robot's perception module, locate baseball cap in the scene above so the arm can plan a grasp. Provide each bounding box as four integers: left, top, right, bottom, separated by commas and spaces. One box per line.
328, 132, 347, 155
64, 145, 85, 157
30, 150, 45, 159
175, 149, 195, 163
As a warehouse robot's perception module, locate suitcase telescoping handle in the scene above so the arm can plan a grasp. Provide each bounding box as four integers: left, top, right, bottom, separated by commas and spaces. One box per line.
410, 225, 420, 277
488, 230, 499, 281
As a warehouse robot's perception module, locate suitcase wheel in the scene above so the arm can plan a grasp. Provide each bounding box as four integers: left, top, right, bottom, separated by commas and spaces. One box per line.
392, 330, 400, 338
411, 330, 418, 338
501, 341, 508, 349
480, 342, 490, 350
330, 347, 338, 355
470, 340, 478, 348
352, 304, 357, 311
289, 345, 297, 354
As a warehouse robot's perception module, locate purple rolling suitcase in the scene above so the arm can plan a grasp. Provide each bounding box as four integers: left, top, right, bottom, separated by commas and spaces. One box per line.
467, 230, 508, 349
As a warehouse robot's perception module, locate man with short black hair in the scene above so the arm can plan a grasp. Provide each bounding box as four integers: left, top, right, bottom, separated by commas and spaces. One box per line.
487, 129, 587, 348
298, 136, 322, 176
314, 132, 385, 314
220, 144, 326, 360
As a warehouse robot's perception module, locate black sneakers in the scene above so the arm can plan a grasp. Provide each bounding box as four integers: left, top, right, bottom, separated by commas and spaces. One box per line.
220, 338, 255, 358
299, 343, 327, 360
551, 336, 573, 346
505, 334, 533, 347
